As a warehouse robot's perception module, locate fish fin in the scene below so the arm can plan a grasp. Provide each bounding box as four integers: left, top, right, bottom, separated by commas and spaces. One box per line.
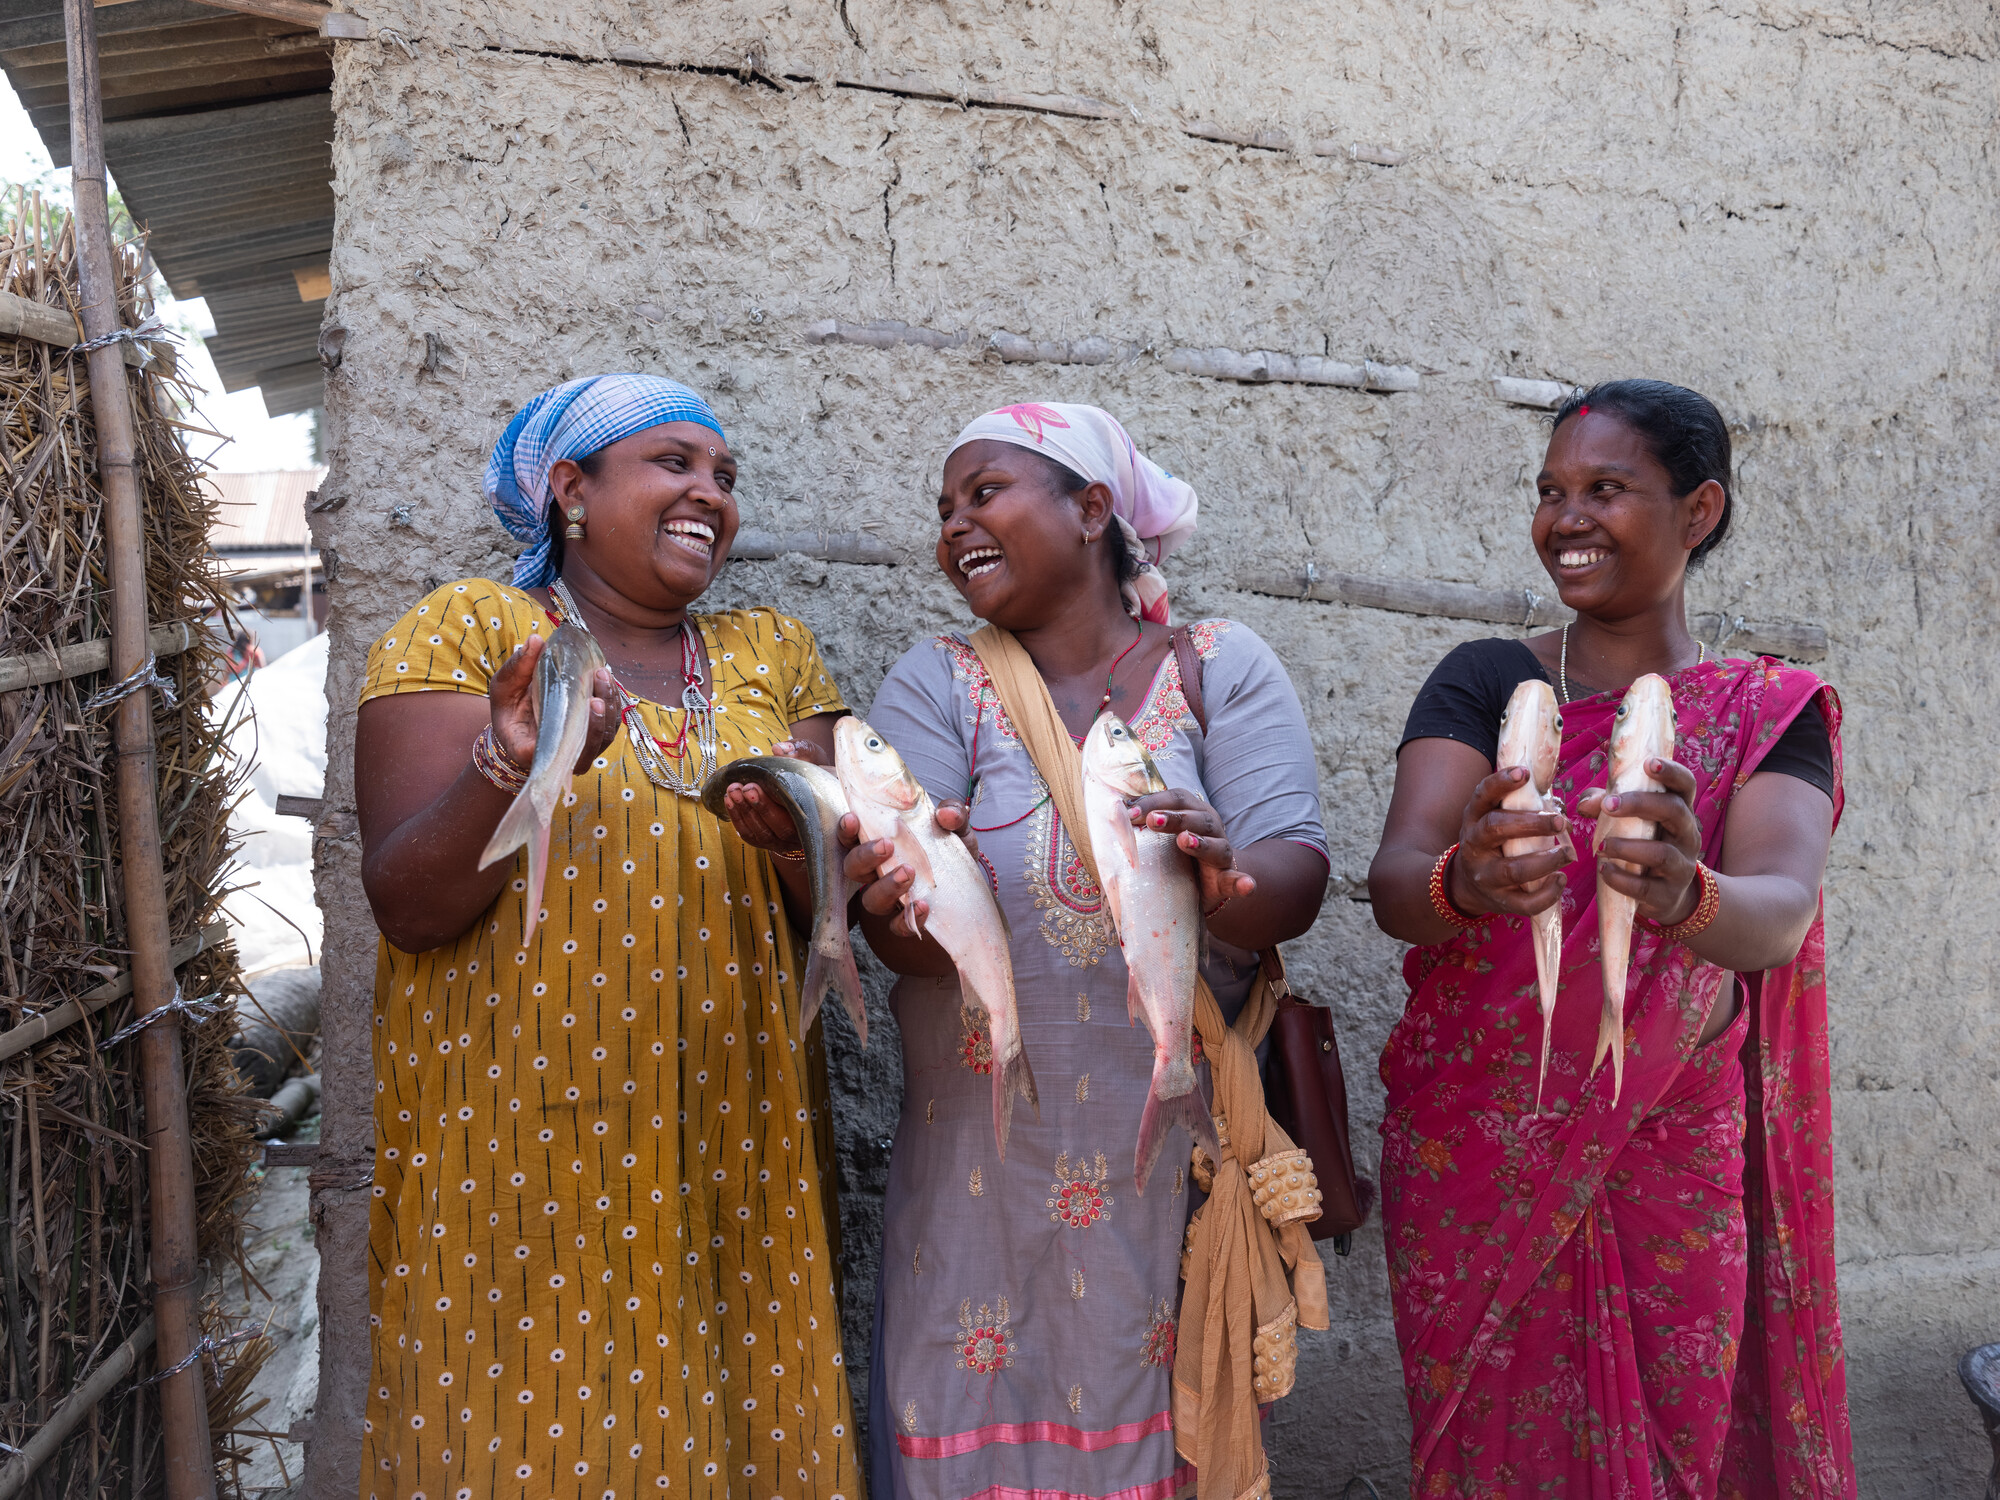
903, 891, 927, 942
1126, 964, 1145, 1026
478, 782, 543, 870
801, 930, 868, 1050
521, 812, 552, 946
1134, 1067, 1217, 1196
993, 1039, 1039, 1161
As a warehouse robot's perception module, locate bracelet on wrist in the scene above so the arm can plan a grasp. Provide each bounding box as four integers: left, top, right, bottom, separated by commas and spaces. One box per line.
1428, 843, 1491, 930
767, 846, 807, 863
472, 724, 529, 794
1639, 862, 1721, 941
1204, 891, 1234, 920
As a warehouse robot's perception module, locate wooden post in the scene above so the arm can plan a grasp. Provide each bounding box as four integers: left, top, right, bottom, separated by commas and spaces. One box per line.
60, 3, 217, 1497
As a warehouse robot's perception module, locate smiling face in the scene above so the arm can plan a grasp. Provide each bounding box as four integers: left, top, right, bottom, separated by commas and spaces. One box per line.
550, 421, 739, 611
936, 440, 1119, 629
1532, 410, 1725, 622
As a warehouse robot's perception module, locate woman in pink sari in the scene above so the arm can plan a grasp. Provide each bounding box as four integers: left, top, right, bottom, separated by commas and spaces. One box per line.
1368, 380, 1855, 1498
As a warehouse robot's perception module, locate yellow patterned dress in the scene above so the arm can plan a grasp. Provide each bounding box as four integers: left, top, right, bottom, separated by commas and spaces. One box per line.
359, 579, 860, 1499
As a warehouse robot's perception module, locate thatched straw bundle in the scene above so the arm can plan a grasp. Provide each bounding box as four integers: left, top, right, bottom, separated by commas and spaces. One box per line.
0, 213, 270, 1497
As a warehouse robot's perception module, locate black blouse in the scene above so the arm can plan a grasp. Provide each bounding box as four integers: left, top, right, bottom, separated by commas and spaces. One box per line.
1399, 638, 1834, 798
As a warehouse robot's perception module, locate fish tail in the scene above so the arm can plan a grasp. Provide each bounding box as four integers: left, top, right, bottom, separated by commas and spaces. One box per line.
1133, 1059, 1218, 1196
521, 812, 552, 946
478, 781, 545, 871
1596, 878, 1634, 1095
1531, 906, 1560, 1114
801, 929, 867, 1049
992, 1040, 1039, 1161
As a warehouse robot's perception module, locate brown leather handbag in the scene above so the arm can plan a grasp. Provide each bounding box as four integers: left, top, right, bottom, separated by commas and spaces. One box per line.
1173, 628, 1373, 1253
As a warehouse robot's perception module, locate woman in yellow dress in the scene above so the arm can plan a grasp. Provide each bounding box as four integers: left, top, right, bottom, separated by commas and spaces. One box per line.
353, 375, 861, 1499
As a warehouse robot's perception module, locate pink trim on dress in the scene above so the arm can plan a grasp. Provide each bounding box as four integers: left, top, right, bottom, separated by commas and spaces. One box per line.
897, 1407, 1172, 1458
952, 1463, 1196, 1500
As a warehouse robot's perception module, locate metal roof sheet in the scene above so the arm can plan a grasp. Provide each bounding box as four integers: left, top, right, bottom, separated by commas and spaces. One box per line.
208, 466, 326, 551
0, 0, 333, 414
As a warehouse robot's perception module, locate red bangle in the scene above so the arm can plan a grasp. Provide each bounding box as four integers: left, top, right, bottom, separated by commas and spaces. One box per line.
1640, 862, 1720, 941
472, 724, 529, 794
1428, 844, 1489, 929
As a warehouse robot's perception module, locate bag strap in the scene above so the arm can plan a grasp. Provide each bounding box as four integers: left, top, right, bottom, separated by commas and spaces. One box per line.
1172, 624, 1207, 735
966, 624, 1103, 892
1171, 624, 1289, 994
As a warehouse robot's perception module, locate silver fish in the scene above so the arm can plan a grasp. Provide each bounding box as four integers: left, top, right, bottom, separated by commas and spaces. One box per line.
1594, 673, 1676, 1106
1496, 679, 1564, 1112
1080, 712, 1221, 1194
700, 755, 866, 1045
835, 716, 1036, 1155
477, 621, 609, 946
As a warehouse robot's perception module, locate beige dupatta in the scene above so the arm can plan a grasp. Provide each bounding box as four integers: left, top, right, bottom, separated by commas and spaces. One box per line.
967, 625, 1327, 1500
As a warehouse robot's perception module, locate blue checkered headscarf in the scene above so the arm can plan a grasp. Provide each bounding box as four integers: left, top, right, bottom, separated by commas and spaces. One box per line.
484, 374, 726, 587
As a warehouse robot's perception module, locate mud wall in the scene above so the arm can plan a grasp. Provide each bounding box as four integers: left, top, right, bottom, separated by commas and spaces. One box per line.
303, 2, 2000, 1493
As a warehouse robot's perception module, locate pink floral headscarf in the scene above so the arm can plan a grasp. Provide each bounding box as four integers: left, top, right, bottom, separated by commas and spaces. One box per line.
947, 403, 1199, 624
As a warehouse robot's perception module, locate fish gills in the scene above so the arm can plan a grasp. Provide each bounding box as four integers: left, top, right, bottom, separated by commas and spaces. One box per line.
835, 717, 1036, 1154
1080, 712, 1221, 1194
1593, 673, 1676, 1106
699, 756, 865, 1047
1496, 679, 1564, 1112
477, 623, 608, 945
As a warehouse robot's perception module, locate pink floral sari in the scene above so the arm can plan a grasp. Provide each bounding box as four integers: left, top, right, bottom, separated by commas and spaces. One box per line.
1380, 657, 1854, 1499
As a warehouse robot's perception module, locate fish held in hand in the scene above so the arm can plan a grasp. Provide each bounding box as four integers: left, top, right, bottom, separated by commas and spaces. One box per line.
1593, 673, 1676, 1106
1080, 712, 1220, 1194
835, 717, 1036, 1155
1496, 679, 1564, 1112
477, 622, 610, 946
700, 756, 866, 1046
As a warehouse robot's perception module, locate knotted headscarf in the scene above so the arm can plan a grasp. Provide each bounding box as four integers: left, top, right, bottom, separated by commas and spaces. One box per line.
946, 402, 1199, 624
485, 374, 725, 587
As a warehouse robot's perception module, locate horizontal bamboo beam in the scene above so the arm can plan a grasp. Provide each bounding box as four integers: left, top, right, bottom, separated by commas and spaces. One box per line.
0, 289, 158, 368
730, 528, 897, 565
0, 1317, 155, 1500
0, 619, 195, 695
185, 0, 329, 26
0, 922, 224, 1065
1237, 568, 1828, 661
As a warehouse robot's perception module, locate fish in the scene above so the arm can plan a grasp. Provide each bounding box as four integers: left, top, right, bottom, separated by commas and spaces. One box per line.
700, 755, 866, 1046
477, 622, 610, 947
1593, 673, 1677, 1106
835, 716, 1037, 1155
1495, 679, 1565, 1112
1079, 712, 1221, 1194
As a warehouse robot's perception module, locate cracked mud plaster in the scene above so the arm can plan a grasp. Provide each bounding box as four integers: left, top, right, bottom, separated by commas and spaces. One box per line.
310, 4, 2000, 1495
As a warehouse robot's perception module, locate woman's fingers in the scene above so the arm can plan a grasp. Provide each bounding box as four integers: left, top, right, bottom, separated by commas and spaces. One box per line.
1601, 788, 1702, 854
842, 835, 895, 885
720, 783, 800, 852
772, 738, 829, 767
1464, 767, 1534, 825
572, 668, 623, 771
1175, 828, 1237, 868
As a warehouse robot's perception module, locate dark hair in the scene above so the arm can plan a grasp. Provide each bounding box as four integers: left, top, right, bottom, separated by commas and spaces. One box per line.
1020, 448, 1142, 588
1550, 379, 1733, 563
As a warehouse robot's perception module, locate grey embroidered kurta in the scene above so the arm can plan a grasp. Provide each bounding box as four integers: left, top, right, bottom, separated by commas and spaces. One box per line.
863, 622, 1328, 1500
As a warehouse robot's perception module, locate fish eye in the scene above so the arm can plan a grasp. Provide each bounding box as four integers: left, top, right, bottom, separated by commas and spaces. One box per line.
865, 736, 882, 749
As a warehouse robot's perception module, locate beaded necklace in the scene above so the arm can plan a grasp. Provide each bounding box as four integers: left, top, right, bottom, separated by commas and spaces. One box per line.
547, 577, 717, 798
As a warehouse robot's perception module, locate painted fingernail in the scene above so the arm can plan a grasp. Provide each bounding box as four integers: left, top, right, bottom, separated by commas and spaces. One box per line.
1606, 795, 1619, 811
1185, 833, 1202, 849
1151, 813, 1169, 828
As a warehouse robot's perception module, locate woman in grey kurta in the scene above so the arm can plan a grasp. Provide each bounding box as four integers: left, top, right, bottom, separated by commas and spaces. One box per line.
848, 404, 1330, 1500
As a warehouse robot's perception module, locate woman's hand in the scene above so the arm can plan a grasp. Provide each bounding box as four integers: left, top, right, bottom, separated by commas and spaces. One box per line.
487, 633, 621, 773
840, 800, 976, 939
712, 739, 830, 855
1447, 767, 1576, 918
1575, 757, 1704, 924
1128, 789, 1256, 915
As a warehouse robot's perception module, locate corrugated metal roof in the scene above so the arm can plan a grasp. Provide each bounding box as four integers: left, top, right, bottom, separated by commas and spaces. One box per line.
208, 466, 327, 551
0, 0, 333, 414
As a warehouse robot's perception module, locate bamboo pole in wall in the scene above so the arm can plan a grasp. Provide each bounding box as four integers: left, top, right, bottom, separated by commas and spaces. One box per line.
60, 2, 217, 1496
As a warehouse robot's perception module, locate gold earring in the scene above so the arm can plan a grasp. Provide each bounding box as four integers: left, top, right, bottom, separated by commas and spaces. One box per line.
1082, 528, 1096, 544
564, 505, 586, 541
